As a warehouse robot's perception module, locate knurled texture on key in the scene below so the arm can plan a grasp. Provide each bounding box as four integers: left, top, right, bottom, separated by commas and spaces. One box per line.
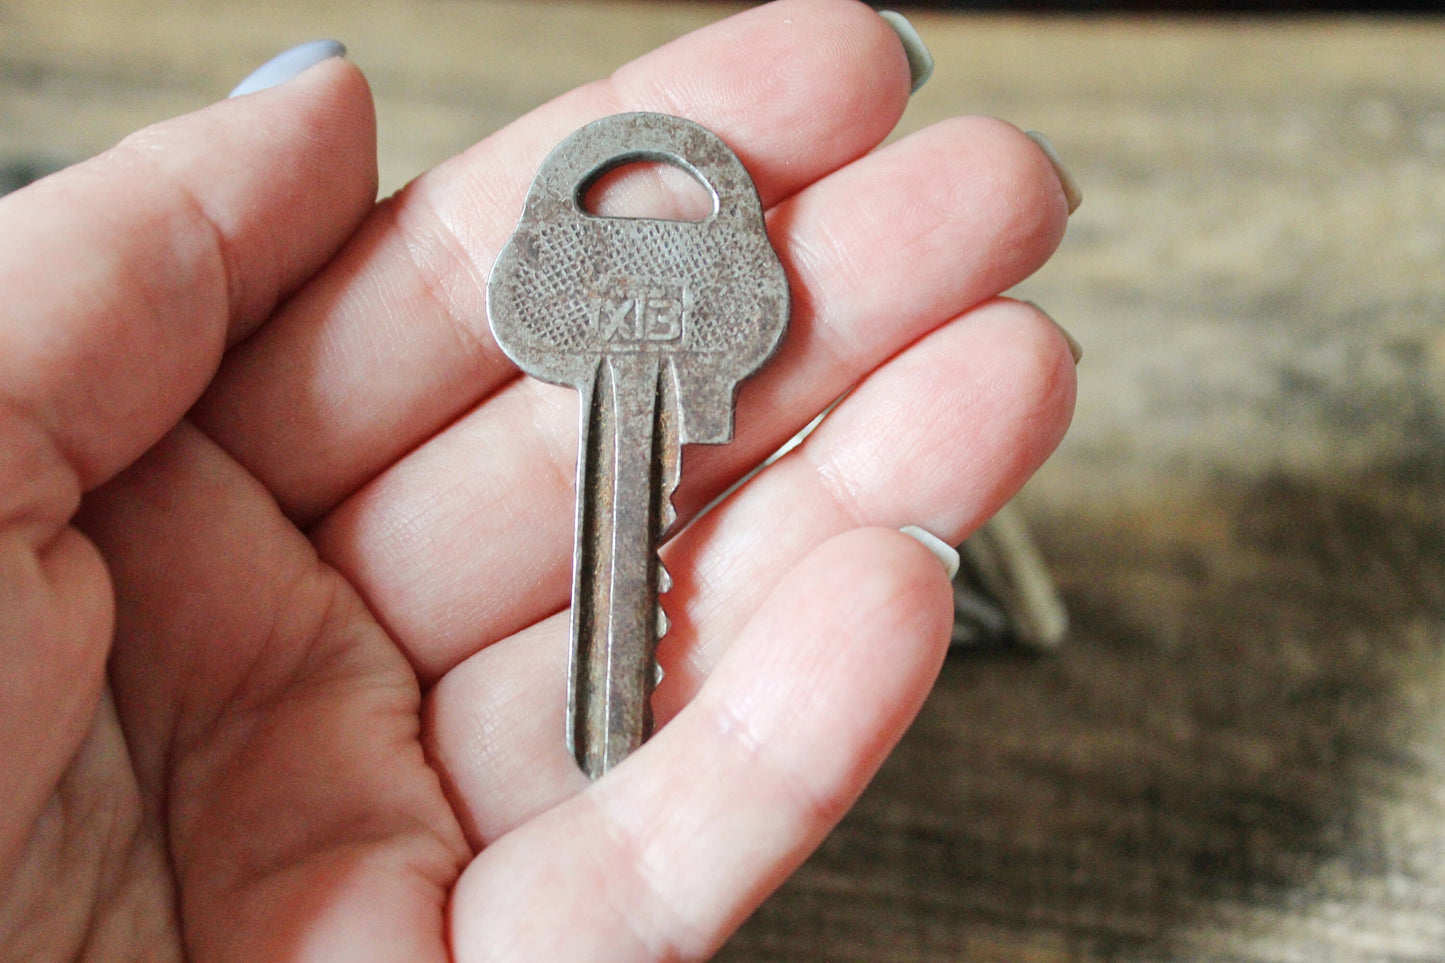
496, 218, 779, 358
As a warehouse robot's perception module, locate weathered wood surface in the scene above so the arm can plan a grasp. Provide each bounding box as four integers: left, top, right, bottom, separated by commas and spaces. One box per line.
4, 3, 1445, 960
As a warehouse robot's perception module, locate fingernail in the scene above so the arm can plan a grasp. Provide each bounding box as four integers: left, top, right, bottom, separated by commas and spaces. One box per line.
1024, 131, 1083, 215
900, 526, 960, 580
1023, 301, 1083, 364
230, 40, 347, 98
879, 11, 935, 94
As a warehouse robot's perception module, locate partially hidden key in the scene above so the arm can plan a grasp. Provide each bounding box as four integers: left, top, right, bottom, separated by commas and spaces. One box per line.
487, 112, 791, 779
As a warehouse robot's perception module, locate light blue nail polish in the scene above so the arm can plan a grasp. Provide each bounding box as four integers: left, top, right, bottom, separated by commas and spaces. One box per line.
900, 526, 961, 580
878, 11, 934, 95
229, 39, 346, 98
1024, 131, 1084, 215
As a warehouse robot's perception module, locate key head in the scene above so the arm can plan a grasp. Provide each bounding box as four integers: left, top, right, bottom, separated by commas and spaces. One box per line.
488, 112, 789, 444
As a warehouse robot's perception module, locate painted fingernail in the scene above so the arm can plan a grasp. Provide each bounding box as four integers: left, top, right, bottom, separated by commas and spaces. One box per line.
1024, 131, 1083, 214
879, 11, 935, 94
230, 40, 347, 98
900, 526, 961, 580
1023, 301, 1083, 364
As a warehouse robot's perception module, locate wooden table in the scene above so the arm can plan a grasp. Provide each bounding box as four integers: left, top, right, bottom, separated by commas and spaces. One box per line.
5, 3, 1445, 959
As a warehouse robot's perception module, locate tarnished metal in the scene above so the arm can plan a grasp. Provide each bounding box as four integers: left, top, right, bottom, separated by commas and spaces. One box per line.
488, 112, 790, 778
951, 503, 1070, 652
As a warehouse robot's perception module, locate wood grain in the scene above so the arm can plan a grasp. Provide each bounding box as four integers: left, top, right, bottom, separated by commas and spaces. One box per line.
4, 3, 1444, 960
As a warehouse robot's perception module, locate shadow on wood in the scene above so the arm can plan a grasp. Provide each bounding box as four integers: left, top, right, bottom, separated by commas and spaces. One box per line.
725, 461, 1445, 961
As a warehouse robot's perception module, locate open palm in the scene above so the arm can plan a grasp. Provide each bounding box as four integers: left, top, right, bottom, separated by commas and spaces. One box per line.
0, 2, 1076, 959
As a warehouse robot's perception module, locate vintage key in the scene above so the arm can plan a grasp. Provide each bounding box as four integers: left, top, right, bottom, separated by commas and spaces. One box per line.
487, 112, 790, 778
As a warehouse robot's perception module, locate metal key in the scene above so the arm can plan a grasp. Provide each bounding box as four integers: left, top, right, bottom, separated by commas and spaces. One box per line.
487, 112, 790, 778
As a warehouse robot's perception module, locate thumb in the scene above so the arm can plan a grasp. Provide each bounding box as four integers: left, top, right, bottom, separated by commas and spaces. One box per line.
0, 43, 375, 882
0, 45, 376, 512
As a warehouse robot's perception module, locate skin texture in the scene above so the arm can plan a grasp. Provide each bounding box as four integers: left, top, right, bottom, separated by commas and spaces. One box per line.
0, 1, 1076, 959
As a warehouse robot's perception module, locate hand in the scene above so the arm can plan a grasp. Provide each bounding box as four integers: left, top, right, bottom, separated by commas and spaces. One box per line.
0, 2, 1077, 958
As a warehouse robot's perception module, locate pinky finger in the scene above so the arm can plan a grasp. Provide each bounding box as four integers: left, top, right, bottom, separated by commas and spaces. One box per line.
448, 526, 953, 961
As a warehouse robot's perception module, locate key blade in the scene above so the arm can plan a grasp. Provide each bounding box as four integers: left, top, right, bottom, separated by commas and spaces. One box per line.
568, 353, 679, 778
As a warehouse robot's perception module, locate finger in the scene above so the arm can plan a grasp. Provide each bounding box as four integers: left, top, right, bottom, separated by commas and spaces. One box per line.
0, 56, 375, 513
190, 0, 918, 522
427, 299, 1076, 842
318, 117, 1070, 682
448, 527, 954, 961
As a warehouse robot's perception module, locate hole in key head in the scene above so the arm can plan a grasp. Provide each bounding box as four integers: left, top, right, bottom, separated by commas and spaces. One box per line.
578, 153, 717, 222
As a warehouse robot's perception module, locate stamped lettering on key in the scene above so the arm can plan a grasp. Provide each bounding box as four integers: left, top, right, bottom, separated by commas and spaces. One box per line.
591, 281, 685, 345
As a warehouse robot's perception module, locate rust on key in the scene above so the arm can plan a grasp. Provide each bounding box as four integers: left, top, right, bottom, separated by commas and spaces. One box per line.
487, 112, 790, 778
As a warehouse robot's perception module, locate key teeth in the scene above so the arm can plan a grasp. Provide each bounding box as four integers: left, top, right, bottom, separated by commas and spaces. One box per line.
656, 556, 671, 637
